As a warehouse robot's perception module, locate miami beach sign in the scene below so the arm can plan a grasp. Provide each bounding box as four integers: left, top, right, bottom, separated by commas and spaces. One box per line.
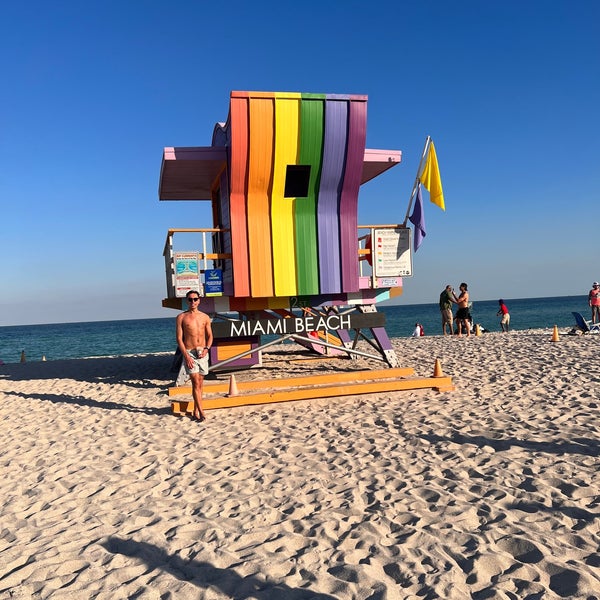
210, 311, 386, 338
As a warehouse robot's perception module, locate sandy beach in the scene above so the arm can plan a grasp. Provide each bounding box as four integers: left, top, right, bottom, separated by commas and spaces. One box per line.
1, 329, 599, 599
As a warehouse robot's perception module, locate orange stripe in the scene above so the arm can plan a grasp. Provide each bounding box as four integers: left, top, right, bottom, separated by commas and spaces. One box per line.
229, 96, 250, 296
247, 97, 274, 297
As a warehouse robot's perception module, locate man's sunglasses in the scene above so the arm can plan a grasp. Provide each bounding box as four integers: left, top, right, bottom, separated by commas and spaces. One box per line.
187, 297, 200, 302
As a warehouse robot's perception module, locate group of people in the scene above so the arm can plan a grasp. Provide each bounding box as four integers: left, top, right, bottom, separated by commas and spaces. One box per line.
434, 279, 600, 335
438, 284, 511, 336
439, 283, 476, 336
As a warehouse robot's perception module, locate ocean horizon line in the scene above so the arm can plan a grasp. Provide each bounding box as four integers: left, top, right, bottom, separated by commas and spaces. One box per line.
385, 293, 585, 309
0, 294, 587, 329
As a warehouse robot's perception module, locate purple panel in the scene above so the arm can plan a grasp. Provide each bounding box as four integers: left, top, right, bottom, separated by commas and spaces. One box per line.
219, 170, 233, 285
339, 100, 367, 292
337, 329, 352, 344
210, 336, 261, 369
317, 100, 348, 294
196, 297, 216, 312
371, 326, 394, 352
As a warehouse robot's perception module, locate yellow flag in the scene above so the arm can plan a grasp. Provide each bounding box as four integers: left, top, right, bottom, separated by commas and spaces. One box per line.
419, 141, 445, 211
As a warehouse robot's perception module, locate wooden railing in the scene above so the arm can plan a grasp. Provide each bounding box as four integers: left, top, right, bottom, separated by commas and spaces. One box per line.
163, 224, 405, 298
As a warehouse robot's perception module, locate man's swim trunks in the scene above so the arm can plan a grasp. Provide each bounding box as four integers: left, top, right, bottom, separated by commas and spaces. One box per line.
184, 348, 210, 376
456, 307, 471, 320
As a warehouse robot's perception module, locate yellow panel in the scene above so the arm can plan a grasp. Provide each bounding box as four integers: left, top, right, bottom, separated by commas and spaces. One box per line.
271, 95, 301, 296
216, 341, 254, 361
247, 97, 274, 297
169, 367, 417, 396
266, 296, 294, 309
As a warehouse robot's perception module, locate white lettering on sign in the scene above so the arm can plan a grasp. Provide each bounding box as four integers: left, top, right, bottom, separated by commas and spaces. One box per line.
226, 314, 353, 337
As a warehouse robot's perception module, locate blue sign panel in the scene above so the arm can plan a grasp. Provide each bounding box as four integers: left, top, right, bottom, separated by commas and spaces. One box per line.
204, 269, 223, 297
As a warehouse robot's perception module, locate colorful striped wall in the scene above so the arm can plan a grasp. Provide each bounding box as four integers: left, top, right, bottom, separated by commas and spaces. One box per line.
228, 95, 251, 297
271, 94, 301, 296
296, 94, 324, 295
226, 91, 367, 298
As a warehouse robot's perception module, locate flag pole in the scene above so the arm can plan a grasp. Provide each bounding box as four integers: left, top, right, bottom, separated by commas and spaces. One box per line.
402, 136, 431, 226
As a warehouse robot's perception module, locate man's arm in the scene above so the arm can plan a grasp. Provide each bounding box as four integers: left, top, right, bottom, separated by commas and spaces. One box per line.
205, 318, 213, 349
200, 315, 213, 357
176, 314, 185, 353
176, 314, 194, 369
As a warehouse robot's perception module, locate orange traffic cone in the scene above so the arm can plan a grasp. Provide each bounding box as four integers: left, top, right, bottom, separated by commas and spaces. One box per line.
551, 325, 560, 342
227, 374, 239, 397
20, 350, 26, 363
433, 359, 444, 377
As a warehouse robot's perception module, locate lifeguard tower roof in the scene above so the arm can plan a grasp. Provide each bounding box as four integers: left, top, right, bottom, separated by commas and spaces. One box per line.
159, 147, 400, 201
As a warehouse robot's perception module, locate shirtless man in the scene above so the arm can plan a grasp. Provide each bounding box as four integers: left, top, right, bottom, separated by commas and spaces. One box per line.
589, 282, 600, 324
176, 290, 213, 422
455, 282, 471, 337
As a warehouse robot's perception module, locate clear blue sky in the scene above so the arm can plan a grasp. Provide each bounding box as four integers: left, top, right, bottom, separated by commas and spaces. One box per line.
2, 1, 598, 326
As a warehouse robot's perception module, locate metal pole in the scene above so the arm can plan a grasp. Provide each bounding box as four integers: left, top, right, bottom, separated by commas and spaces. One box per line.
207, 330, 388, 372
291, 334, 387, 363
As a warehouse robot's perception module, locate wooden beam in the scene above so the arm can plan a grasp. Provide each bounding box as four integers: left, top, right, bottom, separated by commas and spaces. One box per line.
169, 368, 454, 415
169, 367, 416, 396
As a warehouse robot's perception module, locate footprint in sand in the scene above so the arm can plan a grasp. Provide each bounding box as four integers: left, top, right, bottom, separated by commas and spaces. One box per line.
496, 536, 543, 563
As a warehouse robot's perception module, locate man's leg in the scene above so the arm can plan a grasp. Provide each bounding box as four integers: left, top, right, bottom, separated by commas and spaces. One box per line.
190, 372, 205, 421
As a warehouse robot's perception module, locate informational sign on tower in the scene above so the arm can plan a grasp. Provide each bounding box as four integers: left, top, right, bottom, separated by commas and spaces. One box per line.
372, 228, 412, 277
175, 252, 201, 297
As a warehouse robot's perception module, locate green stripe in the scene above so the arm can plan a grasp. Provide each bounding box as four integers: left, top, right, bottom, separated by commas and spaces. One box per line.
295, 96, 325, 294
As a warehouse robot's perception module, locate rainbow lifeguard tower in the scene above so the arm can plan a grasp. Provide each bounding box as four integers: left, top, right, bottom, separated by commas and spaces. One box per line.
159, 91, 452, 410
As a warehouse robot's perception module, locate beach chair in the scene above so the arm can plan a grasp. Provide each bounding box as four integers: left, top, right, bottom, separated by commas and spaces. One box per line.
571, 312, 600, 334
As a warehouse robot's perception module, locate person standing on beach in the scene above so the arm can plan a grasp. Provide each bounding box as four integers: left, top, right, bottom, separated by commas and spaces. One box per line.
496, 299, 510, 332
588, 282, 600, 323
455, 283, 471, 337
176, 290, 213, 422
439, 285, 457, 335
411, 323, 424, 337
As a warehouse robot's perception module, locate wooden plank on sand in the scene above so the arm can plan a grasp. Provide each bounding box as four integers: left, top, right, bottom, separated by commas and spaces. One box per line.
170, 368, 454, 415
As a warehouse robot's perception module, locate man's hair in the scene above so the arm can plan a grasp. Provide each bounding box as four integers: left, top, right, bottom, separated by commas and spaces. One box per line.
460, 282, 468, 290
186, 290, 200, 298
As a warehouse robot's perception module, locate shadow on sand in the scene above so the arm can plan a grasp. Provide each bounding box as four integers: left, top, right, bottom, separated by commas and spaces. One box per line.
0, 354, 174, 389
4, 389, 171, 416
416, 430, 600, 458
100, 537, 338, 599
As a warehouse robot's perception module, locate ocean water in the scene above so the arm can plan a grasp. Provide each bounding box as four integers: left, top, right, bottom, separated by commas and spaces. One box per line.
0, 295, 590, 363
